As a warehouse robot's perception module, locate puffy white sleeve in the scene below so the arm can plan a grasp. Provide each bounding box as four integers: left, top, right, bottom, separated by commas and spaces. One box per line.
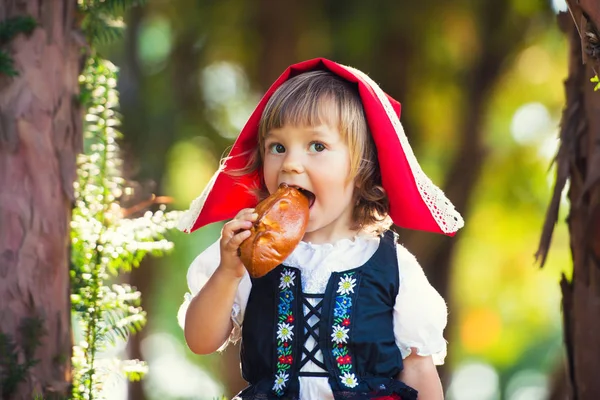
177, 240, 253, 350
393, 243, 448, 365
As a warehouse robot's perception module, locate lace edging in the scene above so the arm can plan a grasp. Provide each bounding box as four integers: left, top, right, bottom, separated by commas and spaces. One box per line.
342, 65, 465, 234
177, 167, 222, 233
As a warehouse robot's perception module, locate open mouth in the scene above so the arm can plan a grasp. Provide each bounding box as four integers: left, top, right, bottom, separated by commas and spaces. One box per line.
284, 184, 315, 208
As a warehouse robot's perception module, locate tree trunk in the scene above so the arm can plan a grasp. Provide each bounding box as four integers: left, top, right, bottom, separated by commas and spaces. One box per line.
538, 2, 600, 398
560, 7, 600, 399
0, 1, 82, 399
252, 0, 302, 91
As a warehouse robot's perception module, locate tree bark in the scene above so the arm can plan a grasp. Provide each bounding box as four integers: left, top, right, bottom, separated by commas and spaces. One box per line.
251, 0, 302, 91
559, 7, 600, 399
538, 1, 600, 398
0, 1, 82, 399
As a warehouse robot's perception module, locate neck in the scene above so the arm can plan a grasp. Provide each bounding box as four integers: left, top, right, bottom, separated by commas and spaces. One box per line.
302, 221, 360, 245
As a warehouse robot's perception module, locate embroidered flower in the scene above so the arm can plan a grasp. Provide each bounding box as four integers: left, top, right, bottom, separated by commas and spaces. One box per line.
334, 297, 352, 317
278, 302, 290, 315
331, 272, 359, 389
273, 268, 296, 396
331, 325, 349, 344
277, 322, 294, 342
337, 275, 357, 295
278, 355, 293, 364
340, 372, 359, 388
282, 290, 294, 303
336, 355, 352, 365
340, 297, 352, 309
279, 270, 296, 289
273, 371, 289, 392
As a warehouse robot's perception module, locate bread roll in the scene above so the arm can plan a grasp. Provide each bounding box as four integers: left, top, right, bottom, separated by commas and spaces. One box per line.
239, 183, 310, 278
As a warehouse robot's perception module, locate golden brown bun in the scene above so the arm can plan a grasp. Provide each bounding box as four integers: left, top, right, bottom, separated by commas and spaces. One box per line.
239, 183, 309, 278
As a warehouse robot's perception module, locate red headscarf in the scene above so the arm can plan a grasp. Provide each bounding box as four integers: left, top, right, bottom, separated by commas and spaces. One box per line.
178, 58, 464, 236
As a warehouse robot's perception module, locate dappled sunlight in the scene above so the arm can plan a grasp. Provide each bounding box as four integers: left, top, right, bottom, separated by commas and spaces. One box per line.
95, 1, 575, 398
447, 362, 500, 400
140, 332, 224, 399
164, 139, 220, 207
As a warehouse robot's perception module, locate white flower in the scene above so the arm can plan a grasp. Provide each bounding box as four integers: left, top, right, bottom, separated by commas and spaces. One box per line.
340, 372, 358, 388
337, 275, 357, 295
331, 324, 349, 344
277, 322, 294, 342
279, 270, 296, 289
273, 371, 289, 391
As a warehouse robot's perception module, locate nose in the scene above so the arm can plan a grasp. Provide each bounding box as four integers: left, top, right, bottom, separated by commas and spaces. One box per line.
281, 151, 304, 174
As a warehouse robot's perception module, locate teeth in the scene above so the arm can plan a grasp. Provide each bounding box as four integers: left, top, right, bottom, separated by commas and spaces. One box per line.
282, 184, 315, 207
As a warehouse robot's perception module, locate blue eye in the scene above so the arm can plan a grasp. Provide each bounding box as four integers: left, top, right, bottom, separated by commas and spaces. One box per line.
309, 142, 326, 152
269, 143, 286, 154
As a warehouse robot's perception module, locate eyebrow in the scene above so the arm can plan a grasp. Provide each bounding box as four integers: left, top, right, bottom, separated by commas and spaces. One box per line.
263, 131, 278, 141
264, 127, 333, 140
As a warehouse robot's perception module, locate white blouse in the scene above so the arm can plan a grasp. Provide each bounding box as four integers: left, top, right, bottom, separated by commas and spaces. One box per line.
178, 233, 448, 400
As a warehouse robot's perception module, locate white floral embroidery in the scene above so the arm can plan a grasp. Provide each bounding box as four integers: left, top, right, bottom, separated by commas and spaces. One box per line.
337, 275, 357, 295
272, 371, 289, 391
279, 270, 296, 290
331, 325, 349, 344
277, 322, 294, 342
340, 372, 359, 388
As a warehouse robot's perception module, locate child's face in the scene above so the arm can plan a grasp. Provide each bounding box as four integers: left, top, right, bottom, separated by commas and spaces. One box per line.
262, 123, 356, 243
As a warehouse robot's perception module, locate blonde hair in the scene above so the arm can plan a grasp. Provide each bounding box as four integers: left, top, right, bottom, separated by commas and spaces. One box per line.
230, 70, 390, 231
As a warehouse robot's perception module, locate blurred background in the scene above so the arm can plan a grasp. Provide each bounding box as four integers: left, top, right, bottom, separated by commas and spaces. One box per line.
96, 0, 573, 398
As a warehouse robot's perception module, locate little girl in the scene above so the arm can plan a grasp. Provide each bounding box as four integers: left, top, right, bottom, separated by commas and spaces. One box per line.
178, 58, 464, 400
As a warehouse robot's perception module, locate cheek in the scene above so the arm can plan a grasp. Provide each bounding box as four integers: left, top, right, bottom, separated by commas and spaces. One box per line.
262, 158, 278, 193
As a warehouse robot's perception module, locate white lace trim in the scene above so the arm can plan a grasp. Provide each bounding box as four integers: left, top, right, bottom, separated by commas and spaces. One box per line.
179, 64, 463, 235
341, 65, 465, 234
177, 167, 222, 233
398, 343, 447, 366
216, 304, 243, 352
283, 234, 379, 293
178, 292, 243, 353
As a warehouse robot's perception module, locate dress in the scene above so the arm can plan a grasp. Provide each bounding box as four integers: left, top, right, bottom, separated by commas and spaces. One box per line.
179, 231, 448, 399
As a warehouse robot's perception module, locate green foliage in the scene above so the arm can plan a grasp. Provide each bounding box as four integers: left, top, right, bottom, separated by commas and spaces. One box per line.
69, 2, 181, 398
0, 317, 45, 398
70, 55, 180, 399
78, 0, 146, 46
592, 74, 600, 91
0, 16, 37, 43
0, 15, 36, 76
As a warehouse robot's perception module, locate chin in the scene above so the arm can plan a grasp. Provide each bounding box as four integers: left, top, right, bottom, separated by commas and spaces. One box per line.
304, 222, 318, 233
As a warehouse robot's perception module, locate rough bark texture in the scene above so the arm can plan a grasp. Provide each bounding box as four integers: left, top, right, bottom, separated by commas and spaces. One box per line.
0, 1, 82, 398
563, 5, 600, 397
538, 2, 600, 398
254, 0, 301, 91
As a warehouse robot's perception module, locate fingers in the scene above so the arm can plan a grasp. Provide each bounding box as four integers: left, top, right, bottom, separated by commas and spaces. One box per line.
220, 208, 258, 254
221, 226, 250, 255
234, 208, 258, 221
222, 209, 257, 236
224, 218, 253, 235
228, 229, 252, 249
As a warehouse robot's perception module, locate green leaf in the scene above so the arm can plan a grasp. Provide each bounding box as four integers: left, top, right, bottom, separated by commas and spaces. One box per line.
0, 16, 37, 44
0, 50, 18, 76
592, 75, 600, 91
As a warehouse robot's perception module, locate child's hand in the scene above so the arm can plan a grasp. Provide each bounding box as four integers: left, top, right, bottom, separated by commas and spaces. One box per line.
218, 208, 258, 278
